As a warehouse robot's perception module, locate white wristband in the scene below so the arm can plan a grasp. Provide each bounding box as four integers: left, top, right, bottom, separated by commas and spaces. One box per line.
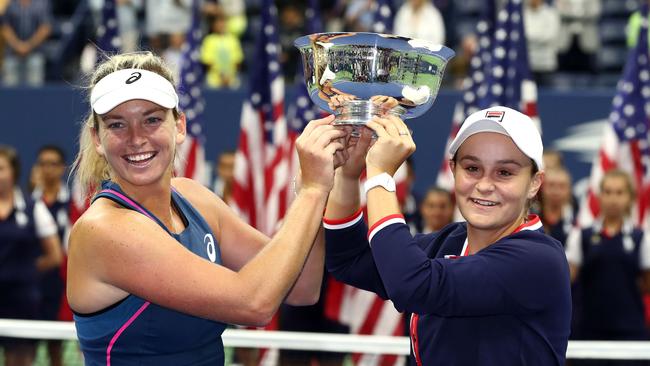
363, 173, 396, 195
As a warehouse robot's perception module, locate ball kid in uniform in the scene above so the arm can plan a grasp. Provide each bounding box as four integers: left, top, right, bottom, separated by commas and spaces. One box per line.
566, 169, 650, 354
0, 146, 62, 366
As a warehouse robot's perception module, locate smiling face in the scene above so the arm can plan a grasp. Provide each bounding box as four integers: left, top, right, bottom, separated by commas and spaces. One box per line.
451, 132, 542, 234
91, 99, 186, 191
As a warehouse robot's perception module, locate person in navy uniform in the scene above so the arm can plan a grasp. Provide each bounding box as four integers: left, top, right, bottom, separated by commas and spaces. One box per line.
324, 106, 571, 365
540, 167, 576, 247
31, 144, 71, 366
67, 52, 348, 365
566, 169, 650, 366
0, 145, 63, 366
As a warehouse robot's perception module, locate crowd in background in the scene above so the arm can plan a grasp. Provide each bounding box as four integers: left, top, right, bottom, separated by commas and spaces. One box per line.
0, 0, 640, 89
2, 0, 650, 365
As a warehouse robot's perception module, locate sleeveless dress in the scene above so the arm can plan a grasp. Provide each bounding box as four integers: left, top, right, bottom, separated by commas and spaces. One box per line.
74, 181, 228, 365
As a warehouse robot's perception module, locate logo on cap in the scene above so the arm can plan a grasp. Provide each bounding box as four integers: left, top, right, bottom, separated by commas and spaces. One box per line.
125, 72, 142, 84
485, 110, 505, 122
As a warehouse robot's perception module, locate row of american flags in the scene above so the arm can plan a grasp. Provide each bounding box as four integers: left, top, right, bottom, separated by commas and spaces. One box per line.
86, 0, 650, 364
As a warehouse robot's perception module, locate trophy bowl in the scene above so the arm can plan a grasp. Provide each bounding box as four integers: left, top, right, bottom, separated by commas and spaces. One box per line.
294, 32, 455, 125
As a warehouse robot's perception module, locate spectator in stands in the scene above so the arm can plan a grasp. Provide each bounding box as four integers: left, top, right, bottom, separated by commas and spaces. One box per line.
1, 0, 52, 87
279, 3, 304, 83
202, 0, 246, 38
344, 0, 375, 32
322, 0, 346, 32
89, 0, 143, 53
394, 0, 445, 46
145, 0, 191, 79
556, 0, 601, 74
447, 33, 478, 89
626, 2, 650, 49
200, 11, 243, 89
0, 145, 62, 366
30, 145, 70, 366
523, 0, 561, 86
419, 186, 454, 234
566, 170, 650, 348
212, 150, 235, 204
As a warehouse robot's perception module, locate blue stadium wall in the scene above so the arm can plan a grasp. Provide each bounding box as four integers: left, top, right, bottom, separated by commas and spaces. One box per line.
1, 87, 615, 195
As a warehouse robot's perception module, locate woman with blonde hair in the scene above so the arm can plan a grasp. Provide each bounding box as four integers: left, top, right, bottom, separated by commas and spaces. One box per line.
67, 52, 346, 365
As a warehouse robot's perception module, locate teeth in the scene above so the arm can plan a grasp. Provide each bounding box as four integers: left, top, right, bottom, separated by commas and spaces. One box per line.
473, 198, 497, 206
126, 152, 154, 162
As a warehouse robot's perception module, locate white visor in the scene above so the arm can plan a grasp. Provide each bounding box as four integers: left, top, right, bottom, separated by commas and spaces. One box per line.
90, 68, 179, 115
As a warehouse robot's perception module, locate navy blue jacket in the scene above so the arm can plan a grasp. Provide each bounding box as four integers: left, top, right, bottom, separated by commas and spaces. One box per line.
325, 212, 571, 365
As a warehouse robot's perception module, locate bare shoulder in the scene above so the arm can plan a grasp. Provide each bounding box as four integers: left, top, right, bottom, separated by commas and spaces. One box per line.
67, 199, 152, 312
69, 199, 153, 258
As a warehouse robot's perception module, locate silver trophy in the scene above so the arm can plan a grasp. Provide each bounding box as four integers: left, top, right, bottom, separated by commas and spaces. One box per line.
294, 32, 455, 126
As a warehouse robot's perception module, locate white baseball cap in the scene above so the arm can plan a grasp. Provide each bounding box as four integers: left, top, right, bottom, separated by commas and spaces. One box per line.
448, 106, 544, 170
90, 68, 179, 115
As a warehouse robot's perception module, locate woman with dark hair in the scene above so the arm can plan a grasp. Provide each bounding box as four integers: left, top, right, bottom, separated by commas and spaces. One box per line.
324, 106, 571, 365
0, 145, 62, 366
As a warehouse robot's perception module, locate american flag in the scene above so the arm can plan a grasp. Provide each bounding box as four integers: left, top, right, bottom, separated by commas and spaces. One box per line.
231, 0, 288, 363
286, 0, 325, 140
372, 0, 393, 34
232, 0, 289, 233
577, 4, 650, 228
174, 0, 208, 185
95, 0, 121, 54
436, 0, 539, 190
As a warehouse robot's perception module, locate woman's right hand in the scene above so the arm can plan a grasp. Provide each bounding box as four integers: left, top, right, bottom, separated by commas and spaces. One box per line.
296, 115, 347, 193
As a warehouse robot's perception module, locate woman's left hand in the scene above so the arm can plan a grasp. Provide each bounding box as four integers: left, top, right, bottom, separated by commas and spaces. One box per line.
365, 114, 415, 176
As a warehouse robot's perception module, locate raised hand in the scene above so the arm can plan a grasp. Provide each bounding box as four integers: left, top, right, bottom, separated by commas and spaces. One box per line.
296, 115, 347, 193
364, 115, 415, 177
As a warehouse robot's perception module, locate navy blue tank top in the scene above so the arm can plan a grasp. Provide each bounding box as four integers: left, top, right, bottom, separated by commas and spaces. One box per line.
74, 181, 228, 365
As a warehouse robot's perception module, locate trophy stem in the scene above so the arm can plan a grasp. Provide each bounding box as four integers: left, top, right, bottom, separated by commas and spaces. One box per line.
333, 100, 407, 125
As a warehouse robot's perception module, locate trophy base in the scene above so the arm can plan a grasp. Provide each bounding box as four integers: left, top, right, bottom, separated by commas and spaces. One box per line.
333, 100, 406, 126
